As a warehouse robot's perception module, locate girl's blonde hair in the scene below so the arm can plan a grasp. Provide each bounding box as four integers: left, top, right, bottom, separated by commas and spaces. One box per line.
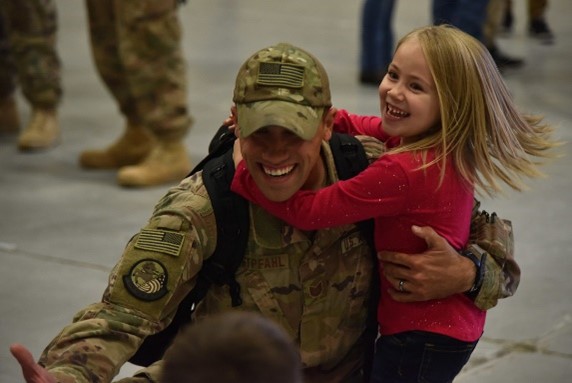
392, 25, 560, 196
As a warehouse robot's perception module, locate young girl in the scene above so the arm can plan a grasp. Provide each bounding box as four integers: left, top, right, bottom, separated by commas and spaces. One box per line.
231, 25, 559, 382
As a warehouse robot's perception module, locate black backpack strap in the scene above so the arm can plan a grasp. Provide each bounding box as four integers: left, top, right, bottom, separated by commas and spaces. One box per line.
188, 125, 237, 176
200, 149, 249, 307
329, 132, 378, 383
129, 128, 249, 367
329, 132, 375, 248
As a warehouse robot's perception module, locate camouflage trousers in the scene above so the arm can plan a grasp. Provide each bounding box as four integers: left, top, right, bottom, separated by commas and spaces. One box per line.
0, 0, 62, 108
529, 0, 548, 19
86, 0, 191, 141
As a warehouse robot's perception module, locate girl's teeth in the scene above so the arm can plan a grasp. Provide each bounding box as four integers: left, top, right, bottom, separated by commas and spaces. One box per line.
388, 105, 409, 117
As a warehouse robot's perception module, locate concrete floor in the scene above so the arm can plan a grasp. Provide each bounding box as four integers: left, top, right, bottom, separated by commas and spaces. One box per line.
1, 0, 571, 381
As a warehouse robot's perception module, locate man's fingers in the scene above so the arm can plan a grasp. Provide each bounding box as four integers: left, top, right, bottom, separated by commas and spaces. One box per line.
386, 288, 421, 302
10, 343, 36, 368
411, 225, 444, 249
378, 250, 412, 268
378, 250, 396, 263
9, 343, 56, 383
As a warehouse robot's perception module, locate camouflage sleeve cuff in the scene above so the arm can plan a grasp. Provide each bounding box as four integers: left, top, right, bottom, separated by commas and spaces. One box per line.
466, 244, 501, 310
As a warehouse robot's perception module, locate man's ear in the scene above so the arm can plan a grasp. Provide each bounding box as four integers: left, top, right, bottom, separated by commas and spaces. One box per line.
230, 105, 239, 137
322, 107, 337, 141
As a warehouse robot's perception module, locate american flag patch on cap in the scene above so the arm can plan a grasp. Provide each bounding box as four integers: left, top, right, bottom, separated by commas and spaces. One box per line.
257, 62, 304, 88
135, 229, 184, 257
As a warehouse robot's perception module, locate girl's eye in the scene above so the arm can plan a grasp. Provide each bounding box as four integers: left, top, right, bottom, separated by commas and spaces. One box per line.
410, 83, 423, 91
387, 70, 398, 80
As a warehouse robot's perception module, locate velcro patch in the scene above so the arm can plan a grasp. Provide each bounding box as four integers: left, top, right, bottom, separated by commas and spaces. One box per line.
123, 259, 169, 301
135, 229, 184, 257
242, 254, 289, 270
341, 232, 364, 254
257, 62, 304, 88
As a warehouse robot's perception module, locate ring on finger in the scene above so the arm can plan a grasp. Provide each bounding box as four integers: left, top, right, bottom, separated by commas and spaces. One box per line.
398, 279, 406, 292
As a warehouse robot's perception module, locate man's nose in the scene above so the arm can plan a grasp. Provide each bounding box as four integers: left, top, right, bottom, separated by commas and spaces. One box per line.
262, 136, 290, 158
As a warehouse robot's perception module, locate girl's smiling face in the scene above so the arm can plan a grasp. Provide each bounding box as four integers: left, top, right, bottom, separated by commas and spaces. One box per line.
379, 36, 441, 144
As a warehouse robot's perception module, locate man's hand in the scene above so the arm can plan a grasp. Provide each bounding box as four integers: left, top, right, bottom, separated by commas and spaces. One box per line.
10, 344, 56, 383
379, 225, 475, 302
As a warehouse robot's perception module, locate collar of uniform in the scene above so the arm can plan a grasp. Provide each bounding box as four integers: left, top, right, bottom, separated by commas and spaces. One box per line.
250, 204, 310, 249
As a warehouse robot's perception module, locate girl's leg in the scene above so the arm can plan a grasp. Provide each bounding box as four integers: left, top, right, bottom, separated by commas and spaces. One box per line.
370, 331, 477, 383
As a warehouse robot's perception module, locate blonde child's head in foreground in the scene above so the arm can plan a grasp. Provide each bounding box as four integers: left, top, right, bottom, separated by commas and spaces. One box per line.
381, 24, 560, 196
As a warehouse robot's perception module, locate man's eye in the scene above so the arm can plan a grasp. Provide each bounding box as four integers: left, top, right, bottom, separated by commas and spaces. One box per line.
253, 128, 269, 136
284, 130, 298, 138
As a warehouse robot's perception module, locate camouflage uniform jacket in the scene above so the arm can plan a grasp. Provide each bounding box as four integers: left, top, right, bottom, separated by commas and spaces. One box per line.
39, 136, 382, 383
38, 135, 517, 383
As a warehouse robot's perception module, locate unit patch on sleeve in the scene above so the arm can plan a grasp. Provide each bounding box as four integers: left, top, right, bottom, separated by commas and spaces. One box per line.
123, 259, 169, 301
135, 229, 184, 257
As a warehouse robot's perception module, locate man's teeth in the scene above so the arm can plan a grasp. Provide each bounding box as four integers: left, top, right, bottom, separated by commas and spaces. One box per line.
263, 165, 294, 177
387, 105, 409, 117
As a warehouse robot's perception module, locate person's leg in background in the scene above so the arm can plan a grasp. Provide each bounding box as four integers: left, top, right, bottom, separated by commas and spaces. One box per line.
359, 0, 396, 86
80, 0, 192, 187
0, 12, 20, 135
528, 0, 554, 43
433, 0, 489, 41
0, 0, 61, 151
432, 0, 459, 27
80, 0, 156, 172
483, 0, 524, 70
501, 0, 513, 33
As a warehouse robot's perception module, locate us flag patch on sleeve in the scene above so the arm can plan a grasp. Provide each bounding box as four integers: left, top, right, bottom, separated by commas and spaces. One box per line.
135, 229, 184, 257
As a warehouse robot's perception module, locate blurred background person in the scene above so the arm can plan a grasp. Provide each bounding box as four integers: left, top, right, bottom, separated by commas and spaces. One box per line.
432, 0, 489, 41
502, 0, 554, 44
484, 0, 525, 71
79, 0, 192, 187
0, 0, 62, 151
432, 0, 523, 70
359, 0, 396, 86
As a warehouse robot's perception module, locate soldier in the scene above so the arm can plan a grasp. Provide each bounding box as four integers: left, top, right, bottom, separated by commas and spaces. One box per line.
0, 0, 62, 151
11, 43, 518, 383
78, 0, 192, 187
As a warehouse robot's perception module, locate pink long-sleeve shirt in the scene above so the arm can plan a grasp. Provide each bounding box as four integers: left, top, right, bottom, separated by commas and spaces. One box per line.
231, 109, 485, 341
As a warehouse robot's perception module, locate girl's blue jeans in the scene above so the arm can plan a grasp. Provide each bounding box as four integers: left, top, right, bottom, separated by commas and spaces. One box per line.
369, 331, 478, 383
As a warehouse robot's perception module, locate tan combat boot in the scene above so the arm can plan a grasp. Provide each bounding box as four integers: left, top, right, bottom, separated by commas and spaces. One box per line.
79, 123, 155, 169
0, 95, 21, 134
117, 141, 191, 187
18, 108, 60, 151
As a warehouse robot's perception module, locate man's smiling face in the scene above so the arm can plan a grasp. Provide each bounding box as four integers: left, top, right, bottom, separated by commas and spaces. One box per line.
238, 119, 331, 202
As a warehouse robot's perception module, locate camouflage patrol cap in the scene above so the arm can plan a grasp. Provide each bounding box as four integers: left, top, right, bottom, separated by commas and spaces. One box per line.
233, 42, 332, 140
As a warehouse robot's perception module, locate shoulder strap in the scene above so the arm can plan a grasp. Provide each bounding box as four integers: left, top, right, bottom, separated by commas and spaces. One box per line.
329, 132, 369, 180
329, 132, 376, 248
129, 127, 249, 367
199, 149, 249, 306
